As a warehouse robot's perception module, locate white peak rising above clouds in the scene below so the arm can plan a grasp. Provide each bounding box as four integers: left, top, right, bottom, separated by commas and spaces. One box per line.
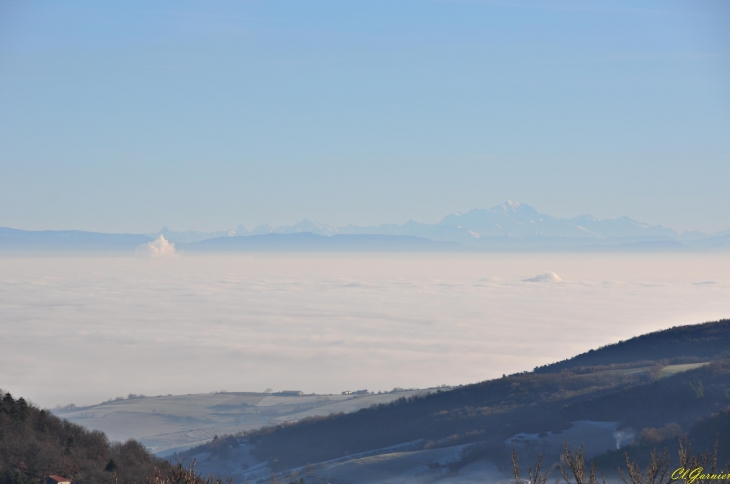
523, 272, 563, 283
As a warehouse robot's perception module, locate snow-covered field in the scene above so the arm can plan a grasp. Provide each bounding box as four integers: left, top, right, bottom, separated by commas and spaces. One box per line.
54, 389, 435, 455
2, 252, 729, 409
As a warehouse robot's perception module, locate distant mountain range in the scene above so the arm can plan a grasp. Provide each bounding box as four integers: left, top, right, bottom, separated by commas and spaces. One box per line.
165, 201, 730, 250
266, 201, 684, 240
181, 233, 460, 252
0, 227, 152, 252
2, 202, 729, 252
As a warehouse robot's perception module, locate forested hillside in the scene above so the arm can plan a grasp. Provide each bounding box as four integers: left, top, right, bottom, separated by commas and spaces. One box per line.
0, 390, 159, 484
248, 371, 631, 469
535, 319, 730, 373
245, 359, 730, 471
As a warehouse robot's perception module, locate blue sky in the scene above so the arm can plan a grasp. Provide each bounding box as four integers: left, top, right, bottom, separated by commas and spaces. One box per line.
1, 0, 729, 233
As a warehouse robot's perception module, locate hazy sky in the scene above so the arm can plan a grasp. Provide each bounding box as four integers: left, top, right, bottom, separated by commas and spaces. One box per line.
1, 0, 729, 233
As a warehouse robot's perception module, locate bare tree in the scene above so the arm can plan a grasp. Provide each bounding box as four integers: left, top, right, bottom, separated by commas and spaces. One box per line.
672, 438, 721, 484
559, 442, 608, 484
512, 446, 550, 484
618, 448, 670, 484
507, 436, 728, 484
146, 459, 232, 484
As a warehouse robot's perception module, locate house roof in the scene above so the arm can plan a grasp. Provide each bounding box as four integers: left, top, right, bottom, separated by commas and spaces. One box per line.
48, 476, 71, 483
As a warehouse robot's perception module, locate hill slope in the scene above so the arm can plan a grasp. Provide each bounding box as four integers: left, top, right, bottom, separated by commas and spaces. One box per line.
54, 388, 440, 456
179, 319, 730, 482
535, 319, 730, 372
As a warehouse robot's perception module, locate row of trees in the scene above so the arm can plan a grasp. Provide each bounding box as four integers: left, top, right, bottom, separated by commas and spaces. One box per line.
511, 439, 728, 484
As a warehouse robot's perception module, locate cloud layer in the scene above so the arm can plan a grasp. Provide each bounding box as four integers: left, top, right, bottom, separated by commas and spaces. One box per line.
136, 235, 176, 258
1, 253, 729, 407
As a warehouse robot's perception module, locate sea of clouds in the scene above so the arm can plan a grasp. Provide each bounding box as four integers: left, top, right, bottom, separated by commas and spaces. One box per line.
1, 252, 729, 407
